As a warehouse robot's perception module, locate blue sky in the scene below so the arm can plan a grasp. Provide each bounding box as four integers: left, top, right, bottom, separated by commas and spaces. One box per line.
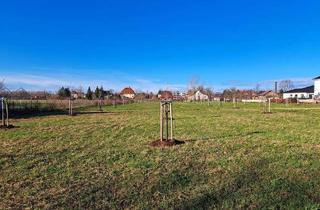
1, 0, 320, 92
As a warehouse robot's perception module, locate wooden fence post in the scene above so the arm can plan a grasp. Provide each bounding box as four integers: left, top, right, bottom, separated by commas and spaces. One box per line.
160, 102, 163, 141
1, 98, 4, 126
68, 99, 73, 116
5, 99, 9, 126
268, 98, 271, 113
170, 103, 173, 140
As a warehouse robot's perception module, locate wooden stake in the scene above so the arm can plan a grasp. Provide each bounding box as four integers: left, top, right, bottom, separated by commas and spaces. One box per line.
268, 98, 271, 113
170, 103, 173, 140
160, 102, 163, 141
68, 99, 73, 116
165, 104, 169, 141
1, 98, 4, 126
71, 99, 73, 116
5, 99, 9, 126
99, 99, 102, 111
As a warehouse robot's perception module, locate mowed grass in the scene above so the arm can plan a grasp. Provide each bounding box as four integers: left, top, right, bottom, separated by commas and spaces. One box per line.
1, 102, 320, 209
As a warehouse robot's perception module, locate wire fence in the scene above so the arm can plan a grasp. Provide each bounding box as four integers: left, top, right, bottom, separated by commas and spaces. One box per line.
6, 98, 135, 116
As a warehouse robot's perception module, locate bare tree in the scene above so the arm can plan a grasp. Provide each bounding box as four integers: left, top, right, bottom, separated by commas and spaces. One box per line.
205, 87, 214, 100
279, 80, 294, 92
0, 80, 5, 91
188, 76, 199, 92
255, 84, 260, 92
0, 80, 9, 97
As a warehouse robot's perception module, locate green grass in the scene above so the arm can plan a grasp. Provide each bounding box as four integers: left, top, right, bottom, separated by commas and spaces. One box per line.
1, 102, 320, 209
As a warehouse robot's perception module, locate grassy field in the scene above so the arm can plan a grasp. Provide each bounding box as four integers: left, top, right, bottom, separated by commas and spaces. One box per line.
1, 102, 320, 209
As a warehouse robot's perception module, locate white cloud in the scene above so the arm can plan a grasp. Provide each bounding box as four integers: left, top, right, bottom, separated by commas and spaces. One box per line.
0, 72, 186, 93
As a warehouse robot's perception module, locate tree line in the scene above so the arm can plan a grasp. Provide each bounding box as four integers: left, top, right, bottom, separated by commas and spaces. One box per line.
57, 86, 112, 100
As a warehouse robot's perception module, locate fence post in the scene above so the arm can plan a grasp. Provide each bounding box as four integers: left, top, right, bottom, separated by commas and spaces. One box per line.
1, 98, 4, 126
170, 103, 173, 140
268, 98, 271, 113
5, 99, 9, 126
160, 102, 163, 141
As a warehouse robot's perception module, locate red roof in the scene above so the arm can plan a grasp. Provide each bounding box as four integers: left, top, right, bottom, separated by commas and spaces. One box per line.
160, 91, 173, 99
120, 87, 135, 95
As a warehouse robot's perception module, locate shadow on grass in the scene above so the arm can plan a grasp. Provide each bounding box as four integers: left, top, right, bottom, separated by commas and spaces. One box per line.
76, 111, 117, 115
176, 158, 318, 209
9, 157, 318, 209
9, 110, 67, 119
9, 110, 118, 119
185, 131, 266, 143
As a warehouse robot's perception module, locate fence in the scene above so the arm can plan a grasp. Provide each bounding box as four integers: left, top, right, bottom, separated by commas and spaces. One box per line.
6, 98, 134, 116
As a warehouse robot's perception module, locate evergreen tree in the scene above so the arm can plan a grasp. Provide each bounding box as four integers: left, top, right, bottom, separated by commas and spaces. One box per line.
99, 86, 104, 99
57, 87, 66, 98
65, 87, 71, 98
86, 87, 93, 100
58, 87, 71, 98
94, 86, 100, 99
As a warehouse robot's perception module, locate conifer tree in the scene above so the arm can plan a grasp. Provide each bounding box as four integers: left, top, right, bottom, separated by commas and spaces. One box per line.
86, 87, 93, 100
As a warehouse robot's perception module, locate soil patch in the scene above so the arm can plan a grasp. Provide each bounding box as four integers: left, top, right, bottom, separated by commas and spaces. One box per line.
150, 139, 185, 147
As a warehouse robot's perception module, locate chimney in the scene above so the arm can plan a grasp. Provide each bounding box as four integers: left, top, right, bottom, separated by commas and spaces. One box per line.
275, 82, 278, 93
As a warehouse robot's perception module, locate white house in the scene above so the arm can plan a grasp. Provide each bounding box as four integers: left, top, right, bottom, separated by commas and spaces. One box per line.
314, 76, 320, 98
187, 90, 209, 101
283, 86, 314, 99
283, 76, 320, 99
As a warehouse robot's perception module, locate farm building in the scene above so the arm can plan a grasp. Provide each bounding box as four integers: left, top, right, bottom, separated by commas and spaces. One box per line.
120, 87, 135, 99
187, 90, 209, 101
283, 86, 314, 99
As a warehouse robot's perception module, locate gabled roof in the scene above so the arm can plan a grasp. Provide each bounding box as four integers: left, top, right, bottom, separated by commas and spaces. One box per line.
187, 90, 208, 96
257, 90, 278, 96
120, 87, 135, 95
313, 76, 320, 80
284, 85, 314, 93
159, 90, 173, 99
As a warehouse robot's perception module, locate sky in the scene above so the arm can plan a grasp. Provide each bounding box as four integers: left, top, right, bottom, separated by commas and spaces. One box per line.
1, 0, 320, 92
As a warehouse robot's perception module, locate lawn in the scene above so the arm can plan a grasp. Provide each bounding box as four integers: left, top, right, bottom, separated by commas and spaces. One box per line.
1, 102, 320, 209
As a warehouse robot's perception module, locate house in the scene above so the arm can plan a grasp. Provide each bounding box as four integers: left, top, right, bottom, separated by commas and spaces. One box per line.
187, 90, 209, 101
71, 90, 84, 99
213, 92, 223, 101
120, 87, 135, 99
172, 91, 186, 100
159, 90, 173, 100
283, 86, 314, 99
314, 76, 320, 98
253, 90, 279, 100
282, 76, 320, 99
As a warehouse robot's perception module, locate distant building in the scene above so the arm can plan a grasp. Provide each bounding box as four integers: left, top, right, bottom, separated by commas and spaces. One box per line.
283, 86, 314, 99
253, 90, 279, 100
314, 76, 320, 98
213, 92, 223, 101
281, 76, 320, 100
173, 91, 186, 100
159, 90, 173, 100
120, 87, 135, 99
187, 90, 209, 101
71, 91, 84, 99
